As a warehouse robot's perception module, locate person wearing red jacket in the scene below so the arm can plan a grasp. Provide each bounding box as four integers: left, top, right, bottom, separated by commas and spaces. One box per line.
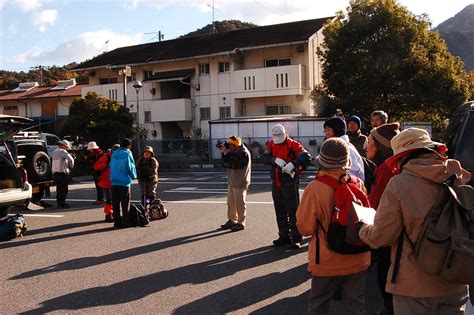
93, 145, 118, 222
85, 141, 105, 205
263, 124, 311, 249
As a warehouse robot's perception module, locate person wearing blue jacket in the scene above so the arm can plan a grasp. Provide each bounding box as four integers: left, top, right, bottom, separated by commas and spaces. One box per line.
110, 138, 137, 228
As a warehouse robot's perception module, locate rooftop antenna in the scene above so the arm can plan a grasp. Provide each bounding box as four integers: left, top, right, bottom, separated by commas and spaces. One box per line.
207, 0, 218, 34
145, 30, 165, 42
105, 40, 110, 52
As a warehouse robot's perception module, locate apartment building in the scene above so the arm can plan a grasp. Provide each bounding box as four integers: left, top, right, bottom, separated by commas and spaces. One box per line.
72, 17, 333, 140
0, 79, 82, 134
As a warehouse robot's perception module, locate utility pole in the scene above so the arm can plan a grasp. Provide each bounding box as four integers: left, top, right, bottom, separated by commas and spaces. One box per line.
31, 65, 44, 85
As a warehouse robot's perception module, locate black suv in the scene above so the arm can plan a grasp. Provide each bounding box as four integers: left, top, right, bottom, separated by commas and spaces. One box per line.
0, 115, 54, 211
445, 101, 474, 185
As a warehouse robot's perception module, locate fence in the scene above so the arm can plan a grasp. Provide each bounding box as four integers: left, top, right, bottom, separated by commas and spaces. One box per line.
142, 136, 326, 164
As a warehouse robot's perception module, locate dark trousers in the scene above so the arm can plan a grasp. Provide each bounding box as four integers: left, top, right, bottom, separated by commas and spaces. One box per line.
94, 176, 104, 201
53, 172, 69, 206
111, 185, 130, 227
377, 246, 394, 313
309, 270, 367, 314
271, 180, 301, 241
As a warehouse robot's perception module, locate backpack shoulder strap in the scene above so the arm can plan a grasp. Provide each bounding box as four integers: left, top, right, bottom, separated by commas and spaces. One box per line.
315, 175, 340, 190
391, 228, 415, 283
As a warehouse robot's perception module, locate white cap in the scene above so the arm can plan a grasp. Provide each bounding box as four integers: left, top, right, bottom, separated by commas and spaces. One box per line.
59, 140, 71, 149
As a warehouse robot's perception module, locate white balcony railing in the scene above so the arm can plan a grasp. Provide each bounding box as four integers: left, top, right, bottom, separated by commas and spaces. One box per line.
232, 64, 305, 99
150, 98, 192, 122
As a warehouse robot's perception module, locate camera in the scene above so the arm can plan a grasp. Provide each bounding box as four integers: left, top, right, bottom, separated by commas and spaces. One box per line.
215, 140, 230, 149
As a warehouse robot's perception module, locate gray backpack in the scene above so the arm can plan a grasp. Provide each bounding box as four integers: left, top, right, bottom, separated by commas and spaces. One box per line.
392, 183, 474, 285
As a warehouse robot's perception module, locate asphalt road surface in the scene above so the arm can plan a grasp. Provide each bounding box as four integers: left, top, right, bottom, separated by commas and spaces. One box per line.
1, 170, 390, 314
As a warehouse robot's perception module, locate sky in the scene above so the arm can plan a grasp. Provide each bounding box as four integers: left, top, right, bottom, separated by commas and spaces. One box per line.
0, 0, 473, 72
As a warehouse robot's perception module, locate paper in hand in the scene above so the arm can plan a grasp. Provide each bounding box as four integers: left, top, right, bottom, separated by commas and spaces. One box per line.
353, 202, 376, 225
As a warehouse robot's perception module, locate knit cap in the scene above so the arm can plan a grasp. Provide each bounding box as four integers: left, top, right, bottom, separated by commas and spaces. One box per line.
316, 138, 350, 170
371, 122, 400, 148
347, 115, 362, 128
271, 124, 286, 144
323, 117, 347, 137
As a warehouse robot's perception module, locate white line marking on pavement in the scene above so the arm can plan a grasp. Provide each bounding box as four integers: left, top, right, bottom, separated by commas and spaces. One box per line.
9, 214, 64, 218
42, 198, 274, 204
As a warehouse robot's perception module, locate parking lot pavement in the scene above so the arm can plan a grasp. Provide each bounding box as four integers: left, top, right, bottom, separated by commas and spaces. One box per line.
0, 171, 387, 314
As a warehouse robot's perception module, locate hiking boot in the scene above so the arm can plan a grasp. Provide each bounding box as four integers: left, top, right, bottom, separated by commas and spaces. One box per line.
220, 220, 237, 230
230, 223, 245, 232
273, 236, 291, 246
105, 214, 114, 222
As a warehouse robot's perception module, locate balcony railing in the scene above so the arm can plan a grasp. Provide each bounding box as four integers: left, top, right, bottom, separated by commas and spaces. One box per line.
149, 98, 192, 122
232, 64, 305, 98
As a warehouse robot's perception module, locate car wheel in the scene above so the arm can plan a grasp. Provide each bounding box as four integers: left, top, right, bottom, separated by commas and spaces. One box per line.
25, 152, 51, 181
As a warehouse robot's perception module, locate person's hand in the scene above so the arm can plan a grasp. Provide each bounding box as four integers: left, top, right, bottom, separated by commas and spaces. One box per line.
219, 146, 229, 154
282, 162, 295, 175
274, 158, 286, 168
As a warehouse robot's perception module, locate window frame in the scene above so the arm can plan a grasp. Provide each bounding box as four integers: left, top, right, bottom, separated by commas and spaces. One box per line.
218, 62, 230, 73
200, 107, 211, 120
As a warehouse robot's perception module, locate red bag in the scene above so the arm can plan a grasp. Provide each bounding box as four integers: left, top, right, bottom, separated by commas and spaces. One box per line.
316, 174, 372, 256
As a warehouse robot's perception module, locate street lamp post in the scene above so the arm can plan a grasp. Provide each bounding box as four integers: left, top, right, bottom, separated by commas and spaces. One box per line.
132, 80, 143, 156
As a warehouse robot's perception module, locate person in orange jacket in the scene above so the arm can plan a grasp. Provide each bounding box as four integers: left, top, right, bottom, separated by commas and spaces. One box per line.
93, 144, 119, 222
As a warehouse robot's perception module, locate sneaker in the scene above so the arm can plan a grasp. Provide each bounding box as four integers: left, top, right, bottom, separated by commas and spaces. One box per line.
93, 200, 103, 205
220, 220, 237, 230
291, 240, 301, 249
105, 214, 114, 222
273, 237, 291, 246
230, 223, 245, 232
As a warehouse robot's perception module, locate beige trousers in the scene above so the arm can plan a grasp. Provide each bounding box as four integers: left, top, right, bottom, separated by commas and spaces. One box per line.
393, 289, 468, 315
227, 185, 247, 225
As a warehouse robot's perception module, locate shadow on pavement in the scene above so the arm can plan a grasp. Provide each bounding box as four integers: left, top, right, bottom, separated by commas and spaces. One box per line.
20, 245, 306, 314
24, 220, 104, 237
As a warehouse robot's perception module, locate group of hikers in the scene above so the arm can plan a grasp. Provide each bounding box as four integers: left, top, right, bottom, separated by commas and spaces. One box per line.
48, 108, 472, 314
218, 109, 472, 314
51, 138, 159, 228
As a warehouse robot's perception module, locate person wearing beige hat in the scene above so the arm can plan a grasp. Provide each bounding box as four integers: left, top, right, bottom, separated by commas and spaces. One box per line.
136, 145, 159, 206
358, 128, 471, 314
51, 140, 75, 208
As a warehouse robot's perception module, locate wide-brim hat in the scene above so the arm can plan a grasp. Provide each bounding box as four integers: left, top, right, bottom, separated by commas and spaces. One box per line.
227, 136, 242, 147
143, 146, 154, 156
59, 140, 71, 149
87, 141, 99, 150
386, 128, 446, 167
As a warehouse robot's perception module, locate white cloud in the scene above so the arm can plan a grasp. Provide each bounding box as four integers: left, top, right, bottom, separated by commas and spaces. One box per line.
123, 0, 139, 10
12, 0, 42, 11
7, 30, 143, 66
32, 9, 58, 32
7, 24, 17, 35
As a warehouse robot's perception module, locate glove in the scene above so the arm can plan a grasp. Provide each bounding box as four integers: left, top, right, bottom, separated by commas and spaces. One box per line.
282, 162, 295, 178
274, 157, 287, 168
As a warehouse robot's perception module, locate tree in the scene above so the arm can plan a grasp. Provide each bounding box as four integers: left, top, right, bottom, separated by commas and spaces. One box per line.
61, 91, 135, 148
312, 0, 473, 131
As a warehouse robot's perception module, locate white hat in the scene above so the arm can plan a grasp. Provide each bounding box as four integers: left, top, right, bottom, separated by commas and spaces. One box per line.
87, 141, 99, 150
272, 124, 287, 144
59, 140, 71, 149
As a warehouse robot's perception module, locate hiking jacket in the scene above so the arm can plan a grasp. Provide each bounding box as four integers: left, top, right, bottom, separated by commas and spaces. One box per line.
347, 130, 368, 157
136, 157, 159, 184
368, 161, 396, 209
109, 148, 137, 188
221, 144, 251, 189
296, 170, 371, 276
359, 154, 470, 297
93, 152, 112, 189
263, 136, 311, 186
340, 135, 365, 182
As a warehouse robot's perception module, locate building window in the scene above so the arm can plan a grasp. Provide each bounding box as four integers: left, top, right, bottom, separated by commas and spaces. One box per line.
144, 111, 151, 123
200, 107, 211, 120
130, 72, 137, 82
218, 62, 230, 73
143, 70, 153, 80
265, 105, 291, 116
199, 64, 210, 75
219, 106, 231, 119
100, 77, 118, 85
265, 58, 291, 67
4, 105, 18, 110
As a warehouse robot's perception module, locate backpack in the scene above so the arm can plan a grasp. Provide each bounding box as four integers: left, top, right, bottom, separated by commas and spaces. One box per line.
391, 182, 474, 285
129, 203, 150, 227
315, 174, 372, 263
149, 199, 169, 220
0, 214, 27, 241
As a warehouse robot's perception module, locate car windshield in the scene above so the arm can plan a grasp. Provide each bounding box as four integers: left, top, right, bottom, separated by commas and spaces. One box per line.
454, 111, 474, 170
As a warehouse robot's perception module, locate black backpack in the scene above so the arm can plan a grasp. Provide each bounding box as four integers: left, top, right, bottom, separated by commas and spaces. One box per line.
0, 214, 27, 241
129, 203, 149, 227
